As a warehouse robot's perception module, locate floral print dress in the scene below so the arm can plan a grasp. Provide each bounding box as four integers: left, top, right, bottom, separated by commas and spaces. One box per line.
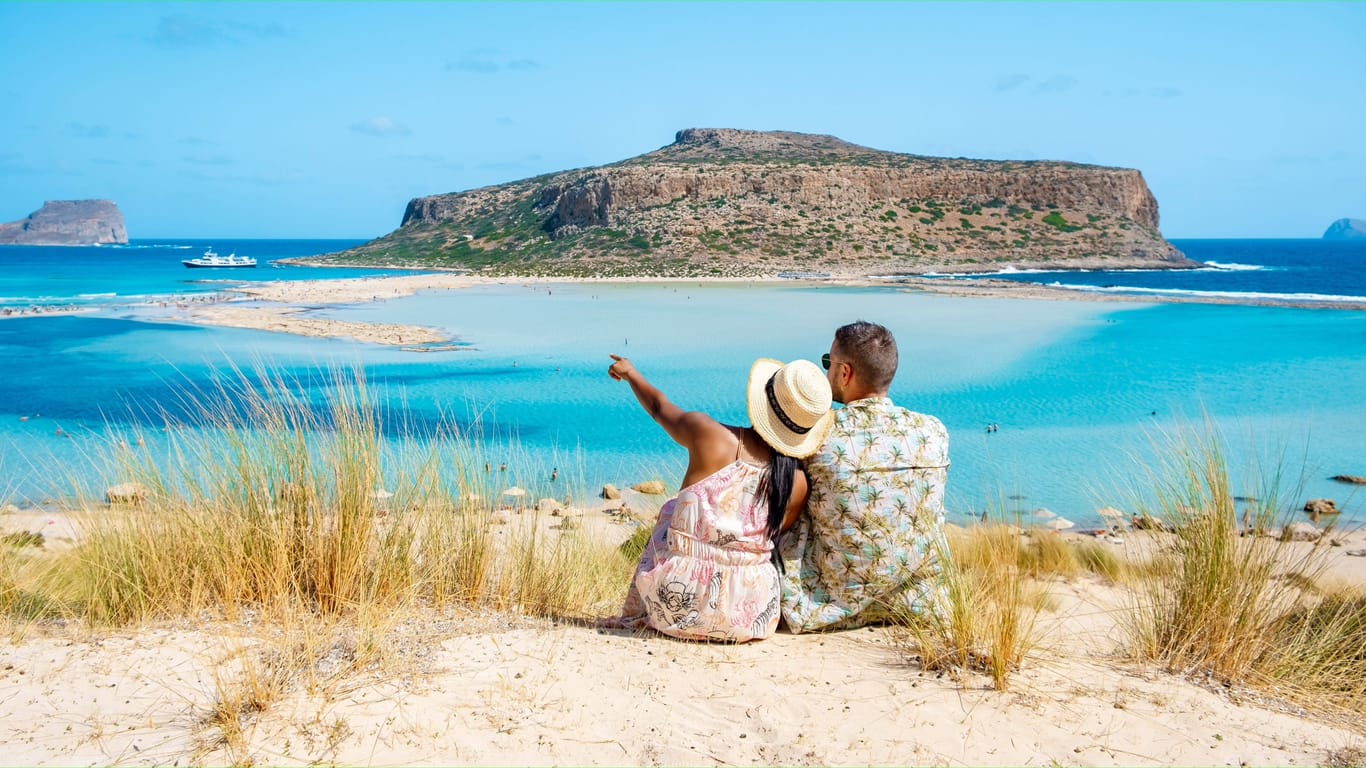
779, 397, 950, 633
620, 457, 782, 642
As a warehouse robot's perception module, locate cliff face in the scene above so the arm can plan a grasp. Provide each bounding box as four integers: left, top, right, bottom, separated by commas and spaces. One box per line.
0, 200, 128, 245
1323, 218, 1366, 240
323, 129, 1189, 277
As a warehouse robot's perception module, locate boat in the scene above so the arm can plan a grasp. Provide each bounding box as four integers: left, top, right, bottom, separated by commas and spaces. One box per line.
182, 247, 257, 269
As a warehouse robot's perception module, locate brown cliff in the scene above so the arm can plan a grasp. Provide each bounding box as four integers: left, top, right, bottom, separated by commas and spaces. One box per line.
0, 200, 128, 245
316, 129, 1190, 277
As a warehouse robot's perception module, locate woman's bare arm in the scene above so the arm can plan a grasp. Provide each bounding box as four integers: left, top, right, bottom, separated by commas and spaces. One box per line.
780, 468, 809, 533
608, 354, 706, 449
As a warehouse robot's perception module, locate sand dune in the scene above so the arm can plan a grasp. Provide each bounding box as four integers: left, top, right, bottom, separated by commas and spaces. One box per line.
4, 500, 1365, 766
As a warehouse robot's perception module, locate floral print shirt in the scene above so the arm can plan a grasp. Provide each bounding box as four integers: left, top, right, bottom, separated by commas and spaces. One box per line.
779, 397, 950, 632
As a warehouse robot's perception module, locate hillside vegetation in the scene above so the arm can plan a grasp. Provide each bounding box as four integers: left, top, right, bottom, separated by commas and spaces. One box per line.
307, 129, 1191, 277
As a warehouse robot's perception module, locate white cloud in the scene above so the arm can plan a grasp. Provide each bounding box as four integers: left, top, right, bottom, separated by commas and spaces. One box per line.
149, 15, 291, 47
446, 49, 543, 74
994, 74, 1030, 92
183, 154, 234, 166
351, 117, 412, 137
1035, 75, 1077, 93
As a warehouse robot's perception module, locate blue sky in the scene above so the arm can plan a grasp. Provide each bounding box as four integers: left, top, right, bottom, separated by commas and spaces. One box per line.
1, 2, 1362, 239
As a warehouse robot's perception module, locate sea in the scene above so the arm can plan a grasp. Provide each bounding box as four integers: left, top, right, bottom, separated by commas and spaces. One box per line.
1, 238, 1364, 530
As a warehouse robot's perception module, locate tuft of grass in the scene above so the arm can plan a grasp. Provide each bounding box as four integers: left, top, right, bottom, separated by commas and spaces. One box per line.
1325, 745, 1366, 768
899, 523, 1042, 690
0, 549, 18, 615
1123, 427, 1366, 719
1020, 531, 1081, 579
6, 364, 633, 628
1072, 538, 1126, 582
1257, 587, 1366, 717
2, 531, 43, 549
200, 641, 301, 764
617, 524, 652, 562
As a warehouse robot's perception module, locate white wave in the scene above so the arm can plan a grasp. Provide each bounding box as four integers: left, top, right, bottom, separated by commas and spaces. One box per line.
109, 244, 195, 250
926, 266, 1196, 278
1200, 261, 1265, 271
0, 294, 70, 304
1045, 282, 1366, 304
76, 292, 117, 299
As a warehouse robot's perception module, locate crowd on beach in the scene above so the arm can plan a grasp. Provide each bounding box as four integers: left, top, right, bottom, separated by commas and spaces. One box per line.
602, 320, 950, 640
0, 291, 235, 321
0, 303, 86, 318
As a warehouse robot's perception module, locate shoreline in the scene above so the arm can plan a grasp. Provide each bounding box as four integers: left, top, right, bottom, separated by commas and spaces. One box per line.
141, 268, 1366, 349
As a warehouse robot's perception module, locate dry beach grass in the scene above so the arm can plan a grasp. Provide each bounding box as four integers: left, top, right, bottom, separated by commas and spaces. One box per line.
3, 368, 1366, 766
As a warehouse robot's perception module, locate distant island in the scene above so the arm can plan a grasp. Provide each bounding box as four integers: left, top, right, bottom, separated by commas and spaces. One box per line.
1323, 218, 1366, 241
302, 128, 1193, 278
0, 200, 128, 245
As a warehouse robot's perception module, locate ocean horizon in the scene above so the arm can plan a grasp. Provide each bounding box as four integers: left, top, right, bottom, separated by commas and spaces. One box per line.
1, 237, 1363, 531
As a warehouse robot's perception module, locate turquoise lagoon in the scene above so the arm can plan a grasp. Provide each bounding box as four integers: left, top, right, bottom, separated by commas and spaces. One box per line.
1, 243, 1364, 529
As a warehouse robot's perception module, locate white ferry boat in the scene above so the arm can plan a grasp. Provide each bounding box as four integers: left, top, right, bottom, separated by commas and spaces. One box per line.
182, 247, 257, 269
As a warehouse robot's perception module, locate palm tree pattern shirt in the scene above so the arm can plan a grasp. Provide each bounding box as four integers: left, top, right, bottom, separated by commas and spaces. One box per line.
779, 397, 950, 632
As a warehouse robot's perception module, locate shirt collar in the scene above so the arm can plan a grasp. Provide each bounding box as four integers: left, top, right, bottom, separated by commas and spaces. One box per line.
842, 396, 893, 410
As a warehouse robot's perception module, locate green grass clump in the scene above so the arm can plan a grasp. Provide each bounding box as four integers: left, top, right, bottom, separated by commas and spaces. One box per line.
899, 524, 1042, 690
1042, 211, 1083, 232
1123, 427, 1366, 719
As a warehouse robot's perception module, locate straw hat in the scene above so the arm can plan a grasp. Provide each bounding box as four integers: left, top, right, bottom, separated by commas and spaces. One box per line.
746, 358, 834, 459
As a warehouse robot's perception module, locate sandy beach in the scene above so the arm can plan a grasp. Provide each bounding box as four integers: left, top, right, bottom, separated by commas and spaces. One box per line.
4, 497, 1365, 766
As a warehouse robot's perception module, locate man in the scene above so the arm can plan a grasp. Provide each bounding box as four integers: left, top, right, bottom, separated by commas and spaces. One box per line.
779, 320, 950, 632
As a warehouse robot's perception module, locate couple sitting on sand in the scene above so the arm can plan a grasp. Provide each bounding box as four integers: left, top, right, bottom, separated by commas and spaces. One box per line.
604, 320, 951, 641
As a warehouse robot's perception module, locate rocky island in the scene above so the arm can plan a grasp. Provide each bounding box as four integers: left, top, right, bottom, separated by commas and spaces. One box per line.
0, 200, 128, 245
1323, 218, 1366, 241
307, 128, 1192, 277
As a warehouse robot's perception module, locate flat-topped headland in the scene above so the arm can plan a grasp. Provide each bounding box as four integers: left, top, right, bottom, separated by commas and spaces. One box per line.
298, 128, 1194, 277
0, 199, 128, 245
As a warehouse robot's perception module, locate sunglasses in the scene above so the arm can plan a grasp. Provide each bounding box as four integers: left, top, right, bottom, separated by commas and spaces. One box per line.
821, 353, 831, 371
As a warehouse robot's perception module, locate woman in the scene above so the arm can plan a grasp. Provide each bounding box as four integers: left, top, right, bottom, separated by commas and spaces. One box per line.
604, 353, 834, 641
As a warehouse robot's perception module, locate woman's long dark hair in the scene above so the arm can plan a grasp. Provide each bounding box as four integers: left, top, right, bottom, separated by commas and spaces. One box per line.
757, 448, 800, 572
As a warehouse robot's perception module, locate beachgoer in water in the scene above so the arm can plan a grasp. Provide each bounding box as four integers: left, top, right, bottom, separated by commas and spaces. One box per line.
602, 354, 833, 641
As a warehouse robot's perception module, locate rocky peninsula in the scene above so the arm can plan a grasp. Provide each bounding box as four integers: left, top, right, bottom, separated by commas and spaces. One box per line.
0, 199, 128, 245
1323, 217, 1366, 240
303, 128, 1194, 277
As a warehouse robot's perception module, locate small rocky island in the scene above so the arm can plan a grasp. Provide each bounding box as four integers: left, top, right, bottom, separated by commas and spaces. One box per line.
0, 200, 128, 245
1323, 218, 1366, 241
309, 128, 1192, 277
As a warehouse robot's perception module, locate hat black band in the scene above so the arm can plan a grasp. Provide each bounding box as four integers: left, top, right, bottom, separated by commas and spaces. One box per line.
765, 373, 811, 435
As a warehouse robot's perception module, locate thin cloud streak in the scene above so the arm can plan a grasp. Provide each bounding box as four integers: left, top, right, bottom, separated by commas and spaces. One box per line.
351, 117, 412, 137
148, 15, 291, 47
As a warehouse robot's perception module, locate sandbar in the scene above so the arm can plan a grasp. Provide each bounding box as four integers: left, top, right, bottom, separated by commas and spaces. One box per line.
151, 268, 1366, 349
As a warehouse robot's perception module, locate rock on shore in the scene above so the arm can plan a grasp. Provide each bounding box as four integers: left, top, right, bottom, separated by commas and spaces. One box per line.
0, 200, 128, 245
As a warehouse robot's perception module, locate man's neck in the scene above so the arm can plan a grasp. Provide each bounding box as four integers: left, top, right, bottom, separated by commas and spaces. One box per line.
842, 390, 889, 404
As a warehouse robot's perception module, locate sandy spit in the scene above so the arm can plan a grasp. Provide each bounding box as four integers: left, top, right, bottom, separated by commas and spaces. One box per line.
151, 268, 1366, 349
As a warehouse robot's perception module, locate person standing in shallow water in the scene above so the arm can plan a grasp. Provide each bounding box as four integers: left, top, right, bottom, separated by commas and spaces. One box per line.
602, 354, 833, 641
780, 320, 951, 632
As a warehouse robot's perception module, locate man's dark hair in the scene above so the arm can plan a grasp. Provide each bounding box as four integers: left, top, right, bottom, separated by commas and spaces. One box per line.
834, 320, 898, 392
